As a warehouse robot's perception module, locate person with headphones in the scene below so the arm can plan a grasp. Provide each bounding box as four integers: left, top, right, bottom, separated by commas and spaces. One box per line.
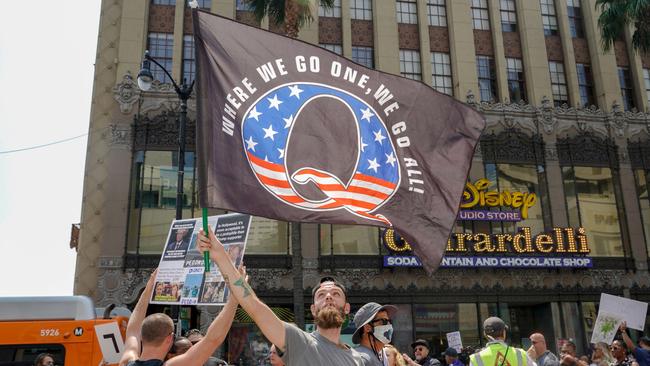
470, 317, 535, 366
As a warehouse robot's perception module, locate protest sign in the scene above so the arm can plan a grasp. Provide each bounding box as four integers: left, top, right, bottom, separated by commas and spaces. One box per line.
151, 213, 251, 306
446, 331, 463, 352
599, 293, 648, 331
590, 311, 623, 345
94, 322, 125, 364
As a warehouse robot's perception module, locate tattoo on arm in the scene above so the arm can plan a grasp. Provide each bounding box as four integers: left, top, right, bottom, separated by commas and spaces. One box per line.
233, 276, 253, 298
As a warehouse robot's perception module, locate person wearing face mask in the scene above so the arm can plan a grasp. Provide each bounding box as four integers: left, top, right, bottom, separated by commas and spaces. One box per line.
352, 302, 398, 366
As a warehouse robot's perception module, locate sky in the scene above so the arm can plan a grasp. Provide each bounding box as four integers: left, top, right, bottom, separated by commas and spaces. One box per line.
0, 1, 101, 296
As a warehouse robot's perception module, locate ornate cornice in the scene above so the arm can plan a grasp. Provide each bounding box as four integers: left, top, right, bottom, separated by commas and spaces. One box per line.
133, 111, 196, 151
93, 261, 650, 307
557, 132, 618, 167
480, 128, 545, 164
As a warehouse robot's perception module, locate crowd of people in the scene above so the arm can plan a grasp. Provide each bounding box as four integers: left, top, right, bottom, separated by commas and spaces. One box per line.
111, 226, 650, 366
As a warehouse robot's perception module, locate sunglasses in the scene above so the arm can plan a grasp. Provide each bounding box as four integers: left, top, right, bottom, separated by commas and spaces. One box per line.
415, 346, 427, 352
372, 318, 392, 326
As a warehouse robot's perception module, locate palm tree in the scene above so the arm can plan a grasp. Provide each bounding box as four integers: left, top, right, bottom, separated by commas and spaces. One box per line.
596, 0, 650, 53
244, 0, 335, 38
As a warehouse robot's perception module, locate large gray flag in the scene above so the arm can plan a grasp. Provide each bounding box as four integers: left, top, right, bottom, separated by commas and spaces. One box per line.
193, 10, 485, 273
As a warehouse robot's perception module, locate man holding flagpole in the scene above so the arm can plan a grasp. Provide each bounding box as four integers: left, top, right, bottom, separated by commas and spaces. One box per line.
197, 227, 365, 365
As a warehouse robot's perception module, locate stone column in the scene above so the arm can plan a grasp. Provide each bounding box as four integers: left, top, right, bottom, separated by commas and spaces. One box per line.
446, 0, 477, 98
373, 0, 400, 74
213, 0, 235, 17
417, 0, 432, 86
515, 0, 552, 105
555, 0, 582, 107
172, 0, 185, 82
582, 1, 620, 111
624, 26, 648, 112
342, 0, 352, 58
487, 0, 510, 102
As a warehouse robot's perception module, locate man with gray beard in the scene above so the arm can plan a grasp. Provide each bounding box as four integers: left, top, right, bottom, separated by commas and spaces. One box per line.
198, 228, 364, 366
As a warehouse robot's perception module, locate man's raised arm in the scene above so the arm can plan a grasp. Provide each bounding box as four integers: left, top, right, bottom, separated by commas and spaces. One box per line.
119, 269, 157, 366
169, 282, 239, 366
198, 228, 286, 350
620, 322, 635, 352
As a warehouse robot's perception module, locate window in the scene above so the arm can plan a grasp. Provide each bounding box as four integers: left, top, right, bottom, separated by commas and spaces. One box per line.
643, 69, 650, 108
400, 50, 422, 80
128, 151, 197, 254
506, 57, 526, 103
246, 217, 290, 254
567, 0, 584, 38
147, 32, 174, 84
413, 304, 480, 355
549, 61, 568, 106
500, 0, 517, 32
618, 67, 636, 111
634, 169, 650, 257
0, 344, 65, 365
471, 0, 490, 30
182, 35, 195, 84
540, 0, 558, 36
320, 43, 342, 55
352, 46, 374, 68
426, 0, 447, 27
396, 0, 418, 24
477, 56, 497, 102
483, 163, 545, 240
319, 0, 341, 18
431, 52, 452, 95
320, 225, 380, 255
152, 0, 175, 5
576, 64, 595, 107
350, 0, 372, 20
235, 0, 249, 11
563, 166, 624, 256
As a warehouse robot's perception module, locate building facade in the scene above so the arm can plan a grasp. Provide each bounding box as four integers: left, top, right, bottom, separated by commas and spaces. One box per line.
77, 0, 650, 363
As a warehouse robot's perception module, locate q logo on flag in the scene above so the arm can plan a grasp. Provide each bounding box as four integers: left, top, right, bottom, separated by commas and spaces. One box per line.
241, 83, 401, 225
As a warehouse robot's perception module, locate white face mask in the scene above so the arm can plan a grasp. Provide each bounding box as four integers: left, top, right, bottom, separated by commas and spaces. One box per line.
373, 324, 393, 344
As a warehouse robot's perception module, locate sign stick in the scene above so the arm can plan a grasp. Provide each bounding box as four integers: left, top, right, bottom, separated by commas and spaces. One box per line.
202, 208, 210, 271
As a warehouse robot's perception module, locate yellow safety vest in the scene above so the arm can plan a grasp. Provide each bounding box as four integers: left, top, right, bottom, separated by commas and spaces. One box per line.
470, 342, 529, 366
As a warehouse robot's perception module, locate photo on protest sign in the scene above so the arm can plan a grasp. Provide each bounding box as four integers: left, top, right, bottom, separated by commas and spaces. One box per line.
590, 311, 624, 345
151, 213, 251, 306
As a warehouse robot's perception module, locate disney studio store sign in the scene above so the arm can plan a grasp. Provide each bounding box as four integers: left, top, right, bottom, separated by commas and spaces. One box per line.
383, 179, 593, 268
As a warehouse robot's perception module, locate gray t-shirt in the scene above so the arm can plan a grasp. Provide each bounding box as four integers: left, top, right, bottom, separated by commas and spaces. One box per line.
282, 322, 365, 366
356, 345, 388, 366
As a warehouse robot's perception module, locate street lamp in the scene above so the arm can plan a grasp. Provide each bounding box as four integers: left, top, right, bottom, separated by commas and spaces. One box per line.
137, 50, 195, 220
137, 51, 195, 336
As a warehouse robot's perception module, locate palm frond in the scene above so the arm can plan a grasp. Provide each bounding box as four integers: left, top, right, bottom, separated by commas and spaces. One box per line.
596, 0, 629, 51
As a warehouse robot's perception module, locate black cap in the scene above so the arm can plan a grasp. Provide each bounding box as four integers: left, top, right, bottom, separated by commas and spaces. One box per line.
411, 339, 430, 350
483, 316, 508, 336
444, 347, 458, 357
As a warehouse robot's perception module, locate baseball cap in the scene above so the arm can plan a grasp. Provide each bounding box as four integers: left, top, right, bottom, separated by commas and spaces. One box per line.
351, 302, 397, 344
411, 339, 430, 350
444, 347, 459, 357
483, 316, 508, 336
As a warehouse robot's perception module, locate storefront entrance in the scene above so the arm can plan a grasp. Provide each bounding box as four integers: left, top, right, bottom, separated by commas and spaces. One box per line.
506, 303, 555, 351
